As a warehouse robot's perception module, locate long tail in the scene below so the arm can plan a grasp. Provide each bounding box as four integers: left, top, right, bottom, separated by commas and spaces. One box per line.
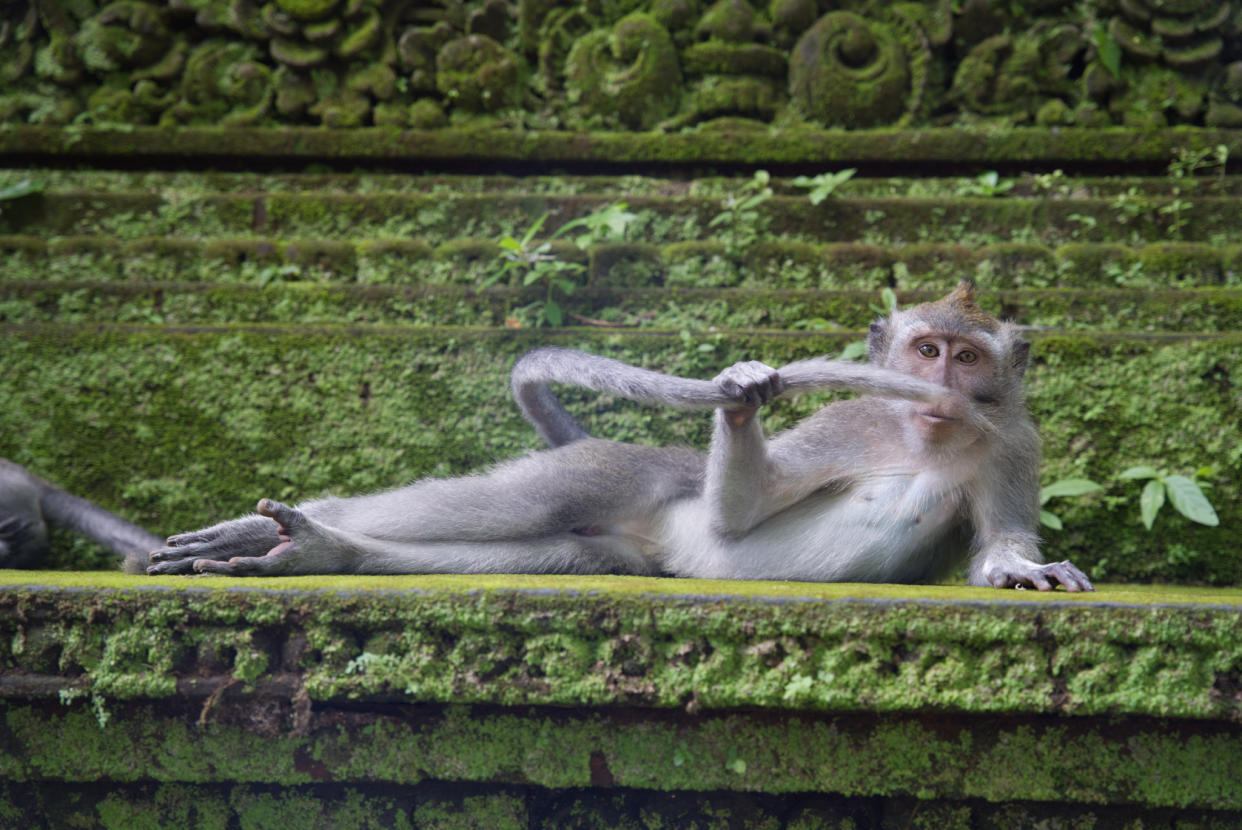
511, 347, 986, 447
39, 483, 163, 573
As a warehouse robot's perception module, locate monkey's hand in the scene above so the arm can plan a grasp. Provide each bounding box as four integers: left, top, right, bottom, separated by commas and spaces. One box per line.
147, 514, 280, 575
713, 361, 784, 427
988, 560, 1095, 592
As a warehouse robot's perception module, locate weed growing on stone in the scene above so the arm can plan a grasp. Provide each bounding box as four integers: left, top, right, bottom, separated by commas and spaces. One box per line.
708, 170, 773, 258
1040, 467, 1218, 531
488, 201, 637, 326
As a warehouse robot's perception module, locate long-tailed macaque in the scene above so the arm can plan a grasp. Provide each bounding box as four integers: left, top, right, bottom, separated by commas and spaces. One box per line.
2, 281, 1093, 590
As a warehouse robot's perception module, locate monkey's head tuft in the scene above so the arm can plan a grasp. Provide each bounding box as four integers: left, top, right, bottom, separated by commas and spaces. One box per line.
908, 279, 1000, 335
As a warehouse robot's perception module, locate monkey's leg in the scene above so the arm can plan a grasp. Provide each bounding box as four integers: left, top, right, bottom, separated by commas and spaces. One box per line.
302, 439, 702, 544
149, 439, 702, 575
184, 500, 656, 576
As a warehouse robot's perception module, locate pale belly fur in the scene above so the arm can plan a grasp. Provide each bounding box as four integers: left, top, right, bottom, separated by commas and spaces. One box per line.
654, 470, 967, 582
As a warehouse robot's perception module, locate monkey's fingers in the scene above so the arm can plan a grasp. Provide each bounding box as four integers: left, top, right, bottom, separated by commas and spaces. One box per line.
714, 361, 784, 408
1042, 560, 1095, 592
192, 547, 292, 576
147, 555, 203, 575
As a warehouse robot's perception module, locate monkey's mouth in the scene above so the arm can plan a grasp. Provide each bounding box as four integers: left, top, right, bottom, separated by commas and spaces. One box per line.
916, 410, 958, 422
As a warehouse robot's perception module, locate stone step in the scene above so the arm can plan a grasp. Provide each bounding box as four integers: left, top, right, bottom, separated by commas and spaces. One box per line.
3, 126, 1241, 167
4, 281, 1241, 333
5, 236, 1241, 291
5, 189, 1239, 246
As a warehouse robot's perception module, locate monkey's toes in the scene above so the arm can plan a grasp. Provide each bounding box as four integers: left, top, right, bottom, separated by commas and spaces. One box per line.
256, 499, 302, 529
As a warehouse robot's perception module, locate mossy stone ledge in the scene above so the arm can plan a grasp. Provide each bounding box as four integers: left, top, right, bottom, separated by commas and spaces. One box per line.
2, 574, 1242, 827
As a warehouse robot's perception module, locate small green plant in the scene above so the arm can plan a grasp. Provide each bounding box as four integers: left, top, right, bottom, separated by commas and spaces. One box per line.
1158, 197, 1193, 240
488, 202, 636, 327
1168, 145, 1229, 182
957, 171, 1014, 197
838, 287, 899, 361
1040, 466, 1219, 531
709, 170, 773, 256
1109, 187, 1154, 227
256, 264, 302, 286
1118, 466, 1219, 529
1066, 213, 1097, 239
0, 177, 44, 215
1039, 478, 1103, 530
1028, 169, 1068, 194
792, 168, 856, 205
869, 286, 899, 316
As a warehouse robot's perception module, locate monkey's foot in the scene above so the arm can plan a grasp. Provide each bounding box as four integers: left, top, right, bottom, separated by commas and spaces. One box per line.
147, 514, 280, 575
991, 560, 1095, 592
188, 499, 346, 576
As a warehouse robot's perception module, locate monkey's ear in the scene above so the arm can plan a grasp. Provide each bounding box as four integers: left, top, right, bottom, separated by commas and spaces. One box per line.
867, 320, 889, 362
1011, 339, 1031, 375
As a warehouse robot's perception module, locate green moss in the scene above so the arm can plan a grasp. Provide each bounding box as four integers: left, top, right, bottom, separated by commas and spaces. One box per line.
4, 127, 1240, 166
564, 14, 682, 130
788, 12, 914, 129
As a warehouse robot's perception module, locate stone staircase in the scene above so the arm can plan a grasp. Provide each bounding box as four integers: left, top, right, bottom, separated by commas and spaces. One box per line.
1, 155, 1238, 582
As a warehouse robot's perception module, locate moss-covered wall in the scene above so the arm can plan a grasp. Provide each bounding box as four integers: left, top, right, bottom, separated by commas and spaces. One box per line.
3, 576, 1242, 827
3, 0, 1241, 132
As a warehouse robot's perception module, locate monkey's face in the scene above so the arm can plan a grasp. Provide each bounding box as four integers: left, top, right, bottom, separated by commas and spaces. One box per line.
895, 331, 995, 445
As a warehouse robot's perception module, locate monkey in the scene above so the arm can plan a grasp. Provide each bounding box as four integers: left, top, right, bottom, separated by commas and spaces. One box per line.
0, 458, 162, 571
131, 280, 1092, 591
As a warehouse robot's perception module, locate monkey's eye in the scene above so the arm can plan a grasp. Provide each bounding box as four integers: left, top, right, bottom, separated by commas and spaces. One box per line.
956, 350, 978, 364
917, 343, 939, 358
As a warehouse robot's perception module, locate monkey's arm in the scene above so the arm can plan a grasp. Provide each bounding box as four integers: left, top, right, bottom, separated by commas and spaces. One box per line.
965, 428, 1094, 592
511, 347, 960, 447
700, 362, 891, 537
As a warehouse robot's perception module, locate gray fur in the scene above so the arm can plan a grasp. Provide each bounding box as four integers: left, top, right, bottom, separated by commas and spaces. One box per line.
145, 285, 1091, 591
15, 283, 1093, 591
0, 459, 162, 572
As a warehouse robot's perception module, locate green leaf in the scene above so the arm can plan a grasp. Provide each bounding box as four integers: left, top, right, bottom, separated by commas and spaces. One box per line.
1095, 26, 1122, 79
498, 237, 522, 252
838, 340, 869, 361
523, 270, 544, 286
1118, 466, 1159, 480
553, 278, 577, 293
879, 287, 898, 314
1039, 509, 1063, 530
1039, 478, 1103, 503
0, 178, 43, 201
544, 298, 563, 326
1140, 479, 1165, 530
1164, 475, 1220, 526
519, 213, 549, 247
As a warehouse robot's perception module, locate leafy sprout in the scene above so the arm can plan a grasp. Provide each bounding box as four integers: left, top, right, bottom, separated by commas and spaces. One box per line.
1039, 478, 1103, 530
1117, 466, 1219, 529
488, 202, 637, 327
792, 168, 856, 205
